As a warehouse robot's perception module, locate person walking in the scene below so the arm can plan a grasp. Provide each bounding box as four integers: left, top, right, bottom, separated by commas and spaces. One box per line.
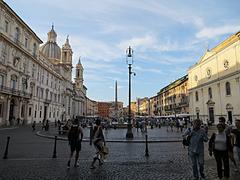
67, 119, 83, 168
183, 119, 208, 180
231, 119, 240, 165
219, 117, 238, 171
32, 121, 36, 131
90, 119, 106, 169
209, 123, 233, 180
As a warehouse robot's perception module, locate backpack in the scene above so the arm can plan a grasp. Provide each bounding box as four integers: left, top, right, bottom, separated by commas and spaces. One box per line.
182, 128, 192, 146
68, 125, 79, 142
182, 135, 191, 146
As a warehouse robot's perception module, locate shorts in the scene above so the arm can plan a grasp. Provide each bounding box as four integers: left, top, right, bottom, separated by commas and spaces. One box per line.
70, 140, 81, 152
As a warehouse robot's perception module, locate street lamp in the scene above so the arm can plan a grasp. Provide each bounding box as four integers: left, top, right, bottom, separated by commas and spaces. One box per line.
126, 46, 135, 139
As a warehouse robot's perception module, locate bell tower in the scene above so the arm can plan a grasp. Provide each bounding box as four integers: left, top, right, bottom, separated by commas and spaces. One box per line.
61, 36, 73, 81
75, 57, 84, 89
61, 36, 73, 65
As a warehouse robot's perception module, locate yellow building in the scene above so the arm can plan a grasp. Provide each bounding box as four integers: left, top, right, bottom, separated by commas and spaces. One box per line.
188, 31, 240, 125
157, 75, 189, 116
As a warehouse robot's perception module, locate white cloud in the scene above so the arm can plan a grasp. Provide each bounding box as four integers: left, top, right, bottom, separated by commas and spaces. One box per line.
196, 25, 240, 39
118, 35, 155, 51
134, 66, 162, 74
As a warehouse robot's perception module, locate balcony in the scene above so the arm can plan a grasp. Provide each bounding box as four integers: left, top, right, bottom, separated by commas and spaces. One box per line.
45, 98, 51, 104
179, 100, 188, 107
0, 85, 31, 98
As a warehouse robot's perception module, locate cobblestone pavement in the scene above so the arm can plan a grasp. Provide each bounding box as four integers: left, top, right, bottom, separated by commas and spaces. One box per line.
42, 125, 183, 141
0, 125, 240, 180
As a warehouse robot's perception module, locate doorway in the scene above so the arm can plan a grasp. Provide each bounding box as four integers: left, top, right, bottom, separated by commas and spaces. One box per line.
9, 99, 15, 125
228, 111, 232, 124
209, 107, 215, 124
44, 106, 47, 120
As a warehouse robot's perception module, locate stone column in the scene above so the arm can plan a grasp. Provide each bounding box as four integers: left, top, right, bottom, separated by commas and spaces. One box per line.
236, 77, 240, 115
217, 83, 222, 115
201, 88, 205, 122
18, 99, 22, 119
5, 96, 11, 126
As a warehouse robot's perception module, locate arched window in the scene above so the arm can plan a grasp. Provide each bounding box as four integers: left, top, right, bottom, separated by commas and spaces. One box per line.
226, 82, 231, 95
11, 75, 18, 89
208, 87, 212, 99
195, 91, 199, 101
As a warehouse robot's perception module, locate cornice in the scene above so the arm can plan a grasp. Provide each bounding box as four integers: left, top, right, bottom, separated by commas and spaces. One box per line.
1, 1, 43, 43
188, 70, 240, 92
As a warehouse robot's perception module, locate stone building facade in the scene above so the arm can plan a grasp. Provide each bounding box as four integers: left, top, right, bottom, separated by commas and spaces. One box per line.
156, 75, 189, 116
0, 1, 87, 126
188, 31, 240, 125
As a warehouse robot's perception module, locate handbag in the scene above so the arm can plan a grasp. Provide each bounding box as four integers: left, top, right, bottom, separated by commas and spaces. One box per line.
102, 146, 109, 155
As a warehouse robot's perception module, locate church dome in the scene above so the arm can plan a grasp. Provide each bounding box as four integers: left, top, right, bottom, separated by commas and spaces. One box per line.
40, 25, 61, 60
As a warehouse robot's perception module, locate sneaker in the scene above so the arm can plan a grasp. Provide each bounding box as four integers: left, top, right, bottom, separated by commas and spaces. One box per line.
67, 161, 70, 169
201, 173, 205, 179
74, 162, 79, 167
90, 165, 96, 169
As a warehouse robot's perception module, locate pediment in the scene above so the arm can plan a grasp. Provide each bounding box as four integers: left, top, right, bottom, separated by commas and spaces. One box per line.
199, 50, 216, 63
206, 99, 215, 106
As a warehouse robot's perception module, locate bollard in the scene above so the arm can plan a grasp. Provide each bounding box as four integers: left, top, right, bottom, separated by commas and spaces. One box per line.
3, 136, 10, 159
145, 134, 149, 157
90, 126, 93, 145
58, 125, 61, 135
52, 136, 57, 158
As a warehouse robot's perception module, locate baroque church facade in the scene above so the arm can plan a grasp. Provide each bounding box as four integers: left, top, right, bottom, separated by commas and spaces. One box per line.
0, 1, 87, 126
188, 31, 240, 125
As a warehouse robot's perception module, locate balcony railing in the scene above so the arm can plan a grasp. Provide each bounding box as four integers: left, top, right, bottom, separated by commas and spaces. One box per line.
0, 85, 31, 98
179, 101, 188, 107
45, 98, 51, 104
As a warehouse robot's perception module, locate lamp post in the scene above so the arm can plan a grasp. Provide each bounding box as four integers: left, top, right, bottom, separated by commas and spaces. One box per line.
126, 46, 135, 139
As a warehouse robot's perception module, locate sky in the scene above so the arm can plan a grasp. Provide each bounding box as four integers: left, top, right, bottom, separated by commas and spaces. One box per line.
5, 0, 240, 106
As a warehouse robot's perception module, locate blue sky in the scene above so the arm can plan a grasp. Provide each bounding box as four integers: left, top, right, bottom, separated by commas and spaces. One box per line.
5, 0, 240, 106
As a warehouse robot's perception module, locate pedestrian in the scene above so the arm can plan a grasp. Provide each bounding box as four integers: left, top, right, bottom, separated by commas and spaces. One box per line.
136, 121, 139, 132
183, 119, 208, 180
179, 119, 184, 133
45, 120, 49, 131
67, 119, 83, 168
42, 119, 45, 130
231, 119, 240, 165
32, 121, 36, 131
90, 119, 106, 169
219, 117, 238, 171
209, 123, 232, 180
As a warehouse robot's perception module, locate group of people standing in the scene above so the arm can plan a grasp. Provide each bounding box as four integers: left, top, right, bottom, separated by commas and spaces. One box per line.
184, 117, 240, 180
67, 118, 107, 169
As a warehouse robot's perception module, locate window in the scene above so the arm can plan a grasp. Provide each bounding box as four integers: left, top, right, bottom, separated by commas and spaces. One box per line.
24, 38, 28, 48
208, 87, 212, 99
32, 64, 35, 78
41, 88, 44, 98
22, 78, 27, 91
195, 91, 199, 101
0, 75, 4, 86
5, 21, 8, 33
11, 75, 17, 89
0, 103, 3, 117
226, 82, 231, 95
28, 107, 32, 116
33, 43, 37, 57
15, 27, 20, 42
